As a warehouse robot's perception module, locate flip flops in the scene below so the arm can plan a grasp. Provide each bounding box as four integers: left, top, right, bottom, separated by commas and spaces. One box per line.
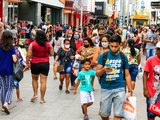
30, 96, 38, 102
2, 106, 10, 115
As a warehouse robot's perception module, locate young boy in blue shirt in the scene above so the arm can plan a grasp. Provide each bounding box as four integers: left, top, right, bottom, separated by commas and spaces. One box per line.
73, 58, 96, 120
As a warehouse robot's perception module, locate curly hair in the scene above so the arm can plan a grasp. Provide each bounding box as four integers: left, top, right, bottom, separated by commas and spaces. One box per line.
0, 30, 14, 51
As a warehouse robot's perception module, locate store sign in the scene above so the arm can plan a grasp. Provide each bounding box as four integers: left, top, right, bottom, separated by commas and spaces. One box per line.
95, 2, 104, 15
151, 2, 160, 8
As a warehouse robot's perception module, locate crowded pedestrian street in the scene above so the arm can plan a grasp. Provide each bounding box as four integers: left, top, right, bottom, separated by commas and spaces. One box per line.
0, 0, 160, 120
0, 55, 157, 120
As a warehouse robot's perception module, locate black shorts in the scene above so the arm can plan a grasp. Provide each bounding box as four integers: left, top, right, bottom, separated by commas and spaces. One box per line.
31, 62, 49, 76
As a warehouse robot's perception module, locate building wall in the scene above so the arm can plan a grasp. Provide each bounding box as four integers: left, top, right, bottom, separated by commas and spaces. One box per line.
18, 1, 36, 24
30, 0, 64, 8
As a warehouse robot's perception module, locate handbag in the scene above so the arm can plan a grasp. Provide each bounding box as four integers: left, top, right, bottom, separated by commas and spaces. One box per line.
57, 52, 68, 73
13, 61, 24, 82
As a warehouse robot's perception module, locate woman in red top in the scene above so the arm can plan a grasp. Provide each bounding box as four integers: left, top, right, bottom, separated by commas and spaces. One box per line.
24, 30, 54, 104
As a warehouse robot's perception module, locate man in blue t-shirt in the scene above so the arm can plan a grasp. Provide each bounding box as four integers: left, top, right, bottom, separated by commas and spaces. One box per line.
96, 34, 133, 120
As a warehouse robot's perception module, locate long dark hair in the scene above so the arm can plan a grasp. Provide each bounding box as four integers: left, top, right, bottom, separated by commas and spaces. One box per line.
0, 30, 14, 51
83, 27, 88, 38
128, 39, 136, 57
55, 30, 62, 40
35, 30, 48, 46
70, 31, 80, 52
83, 37, 94, 47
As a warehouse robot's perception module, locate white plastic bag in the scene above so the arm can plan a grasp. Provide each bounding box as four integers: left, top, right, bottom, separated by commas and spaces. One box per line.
124, 96, 137, 120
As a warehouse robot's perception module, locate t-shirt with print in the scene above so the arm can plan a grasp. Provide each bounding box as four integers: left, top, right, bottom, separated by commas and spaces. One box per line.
122, 48, 139, 65
98, 50, 129, 90
77, 70, 96, 92
144, 55, 160, 97
145, 33, 158, 49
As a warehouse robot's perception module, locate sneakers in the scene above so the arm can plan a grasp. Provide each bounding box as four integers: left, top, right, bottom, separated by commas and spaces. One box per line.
84, 115, 89, 120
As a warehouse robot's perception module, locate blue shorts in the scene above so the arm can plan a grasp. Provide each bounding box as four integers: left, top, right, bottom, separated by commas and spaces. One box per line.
14, 80, 19, 88
60, 62, 72, 74
146, 97, 160, 118
100, 88, 126, 117
129, 64, 138, 82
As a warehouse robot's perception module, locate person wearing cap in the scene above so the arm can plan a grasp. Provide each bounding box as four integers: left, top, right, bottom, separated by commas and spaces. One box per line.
143, 41, 160, 120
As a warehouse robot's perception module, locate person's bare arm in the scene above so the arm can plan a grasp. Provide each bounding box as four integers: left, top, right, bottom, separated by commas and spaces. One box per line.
125, 69, 133, 97
73, 80, 80, 94
143, 71, 150, 98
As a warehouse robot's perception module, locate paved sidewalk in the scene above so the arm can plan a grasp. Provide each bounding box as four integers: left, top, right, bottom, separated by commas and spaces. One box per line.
0, 57, 159, 120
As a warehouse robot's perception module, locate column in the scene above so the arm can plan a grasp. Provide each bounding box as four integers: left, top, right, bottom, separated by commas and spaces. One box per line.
119, 0, 125, 27
35, 2, 41, 25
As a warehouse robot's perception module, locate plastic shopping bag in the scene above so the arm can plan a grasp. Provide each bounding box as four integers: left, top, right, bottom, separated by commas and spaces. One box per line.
148, 94, 160, 116
124, 96, 137, 120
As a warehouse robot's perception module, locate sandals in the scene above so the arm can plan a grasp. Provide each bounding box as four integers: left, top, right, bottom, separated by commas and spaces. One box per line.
40, 100, 46, 104
2, 106, 10, 115
65, 90, 70, 94
30, 96, 38, 102
59, 84, 63, 91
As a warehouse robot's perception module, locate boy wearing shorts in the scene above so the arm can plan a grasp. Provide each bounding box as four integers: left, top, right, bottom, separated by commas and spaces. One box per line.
74, 59, 96, 120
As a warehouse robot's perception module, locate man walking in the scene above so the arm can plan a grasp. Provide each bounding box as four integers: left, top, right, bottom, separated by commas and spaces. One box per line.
96, 34, 133, 120
143, 41, 160, 120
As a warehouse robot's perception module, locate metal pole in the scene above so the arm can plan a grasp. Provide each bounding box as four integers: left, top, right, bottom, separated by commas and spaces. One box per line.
127, 0, 130, 26
119, 0, 124, 27
80, 0, 83, 32
12, 3, 15, 23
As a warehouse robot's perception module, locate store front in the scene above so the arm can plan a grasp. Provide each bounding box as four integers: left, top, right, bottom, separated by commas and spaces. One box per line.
18, 0, 64, 25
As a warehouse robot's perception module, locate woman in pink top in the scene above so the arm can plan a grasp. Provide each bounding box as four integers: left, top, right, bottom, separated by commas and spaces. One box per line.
24, 30, 54, 104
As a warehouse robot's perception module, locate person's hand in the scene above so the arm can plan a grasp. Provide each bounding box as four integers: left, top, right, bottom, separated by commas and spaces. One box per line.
53, 61, 57, 65
23, 64, 30, 72
70, 56, 75, 60
143, 89, 150, 98
73, 89, 77, 95
78, 56, 82, 61
103, 66, 112, 73
126, 91, 133, 100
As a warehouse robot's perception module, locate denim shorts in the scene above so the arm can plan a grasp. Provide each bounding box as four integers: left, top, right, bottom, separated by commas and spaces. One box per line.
100, 88, 126, 117
146, 49, 156, 59
60, 61, 72, 74
146, 97, 160, 118
129, 64, 138, 82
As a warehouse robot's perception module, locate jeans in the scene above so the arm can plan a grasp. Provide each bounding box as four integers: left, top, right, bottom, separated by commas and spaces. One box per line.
146, 49, 156, 59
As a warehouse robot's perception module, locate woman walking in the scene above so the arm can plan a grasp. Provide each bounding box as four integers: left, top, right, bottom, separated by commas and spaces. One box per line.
24, 30, 54, 103
123, 39, 141, 90
54, 39, 75, 94
0, 30, 17, 114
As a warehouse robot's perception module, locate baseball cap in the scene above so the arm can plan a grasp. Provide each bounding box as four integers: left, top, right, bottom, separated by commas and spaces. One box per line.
156, 41, 160, 48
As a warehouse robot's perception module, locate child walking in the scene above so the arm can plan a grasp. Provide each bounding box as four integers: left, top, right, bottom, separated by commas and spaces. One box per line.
73, 58, 96, 120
